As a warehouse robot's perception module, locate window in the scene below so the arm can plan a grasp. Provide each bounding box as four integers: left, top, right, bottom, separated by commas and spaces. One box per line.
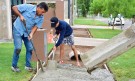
11, 0, 23, 5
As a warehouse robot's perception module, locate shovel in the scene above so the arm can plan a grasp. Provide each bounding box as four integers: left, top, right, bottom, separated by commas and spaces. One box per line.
22, 20, 44, 72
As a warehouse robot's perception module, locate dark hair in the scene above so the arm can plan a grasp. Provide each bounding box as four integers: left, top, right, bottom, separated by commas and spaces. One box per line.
37, 2, 48, 12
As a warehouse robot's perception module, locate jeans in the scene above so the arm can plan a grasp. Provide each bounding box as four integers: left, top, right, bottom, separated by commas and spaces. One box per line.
12, 28, 33, 67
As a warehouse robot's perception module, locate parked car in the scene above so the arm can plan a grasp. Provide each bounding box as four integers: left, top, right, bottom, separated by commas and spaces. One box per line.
108, 14, 125, 26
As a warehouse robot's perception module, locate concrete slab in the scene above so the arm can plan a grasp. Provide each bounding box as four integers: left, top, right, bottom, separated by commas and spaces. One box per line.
81, 24, 135, 71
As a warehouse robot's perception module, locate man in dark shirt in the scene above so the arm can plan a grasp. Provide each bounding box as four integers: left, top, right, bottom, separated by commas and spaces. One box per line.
50, 17, 81, 67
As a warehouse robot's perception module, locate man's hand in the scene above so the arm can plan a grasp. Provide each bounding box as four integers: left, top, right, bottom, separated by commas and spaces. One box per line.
28, 33, 33, 40
53, 37, 58, 43
28, 26, 38, 40
53, 34, 59, 42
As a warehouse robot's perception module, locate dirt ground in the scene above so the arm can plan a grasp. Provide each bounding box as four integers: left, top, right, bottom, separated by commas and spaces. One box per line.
54, 28, 94, 67
73, 28, 90, 38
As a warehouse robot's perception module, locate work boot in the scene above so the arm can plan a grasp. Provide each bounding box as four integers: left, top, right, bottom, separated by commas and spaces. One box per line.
11, 66, 21, 72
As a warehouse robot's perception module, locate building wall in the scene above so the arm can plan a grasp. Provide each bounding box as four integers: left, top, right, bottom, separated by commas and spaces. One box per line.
0, 0, 12, 39
26, 0, 66, 32
64, 0, 69, 24
64, 0, 68, 19
42, 7, 55, 32
55, 1, 64, 20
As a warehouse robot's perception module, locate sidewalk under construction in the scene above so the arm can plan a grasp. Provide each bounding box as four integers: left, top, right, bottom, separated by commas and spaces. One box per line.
31, 26, 116, 81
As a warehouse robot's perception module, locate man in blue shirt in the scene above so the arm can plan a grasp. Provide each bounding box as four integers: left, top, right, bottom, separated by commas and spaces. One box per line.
50, 17, 81, 67
11, 2, 48, 72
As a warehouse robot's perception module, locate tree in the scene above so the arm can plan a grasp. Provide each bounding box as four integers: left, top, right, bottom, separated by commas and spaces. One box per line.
89, 0, 104, 15
89, 0, 135, 18
77, 0, 91, 17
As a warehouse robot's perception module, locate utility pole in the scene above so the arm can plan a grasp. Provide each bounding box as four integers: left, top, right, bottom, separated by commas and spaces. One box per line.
74, 0, 77, 19
69, 0, 74, 26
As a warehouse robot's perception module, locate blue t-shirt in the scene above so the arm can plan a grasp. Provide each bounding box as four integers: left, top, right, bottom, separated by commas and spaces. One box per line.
13, 4, 44, 37
55, 20, 73, 47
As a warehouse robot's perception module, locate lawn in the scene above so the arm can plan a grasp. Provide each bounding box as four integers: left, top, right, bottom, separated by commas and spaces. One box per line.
89, 28, 135, 81
108, 48, 135, 81
0, 43, 53, 81
74, 17, 107, 26
89, 28, 122, 39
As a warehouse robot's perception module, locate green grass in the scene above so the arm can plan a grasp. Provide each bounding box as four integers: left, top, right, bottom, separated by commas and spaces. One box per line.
89, 28, 135, 81
74, 18, 107, 26
108, 48, 135, 81
89, 28, 122, 39
47, 43, 54, 52
0, 43, 53, 81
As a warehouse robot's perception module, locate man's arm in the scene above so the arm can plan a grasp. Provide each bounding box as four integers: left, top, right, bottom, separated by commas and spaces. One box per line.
12, 6, 25, 21
55, 29, 66, 47
52, 29, 65, 51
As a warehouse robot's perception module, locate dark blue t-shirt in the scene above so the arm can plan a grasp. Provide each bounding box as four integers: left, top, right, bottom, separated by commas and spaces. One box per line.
55, 20, 73, 47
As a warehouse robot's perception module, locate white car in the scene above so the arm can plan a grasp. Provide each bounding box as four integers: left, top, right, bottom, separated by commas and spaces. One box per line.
108, 16, 125, 26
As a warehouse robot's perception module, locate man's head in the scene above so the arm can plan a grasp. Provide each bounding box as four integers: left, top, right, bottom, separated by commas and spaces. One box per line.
50, 17, 59, 28
36, 2, 48, 16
